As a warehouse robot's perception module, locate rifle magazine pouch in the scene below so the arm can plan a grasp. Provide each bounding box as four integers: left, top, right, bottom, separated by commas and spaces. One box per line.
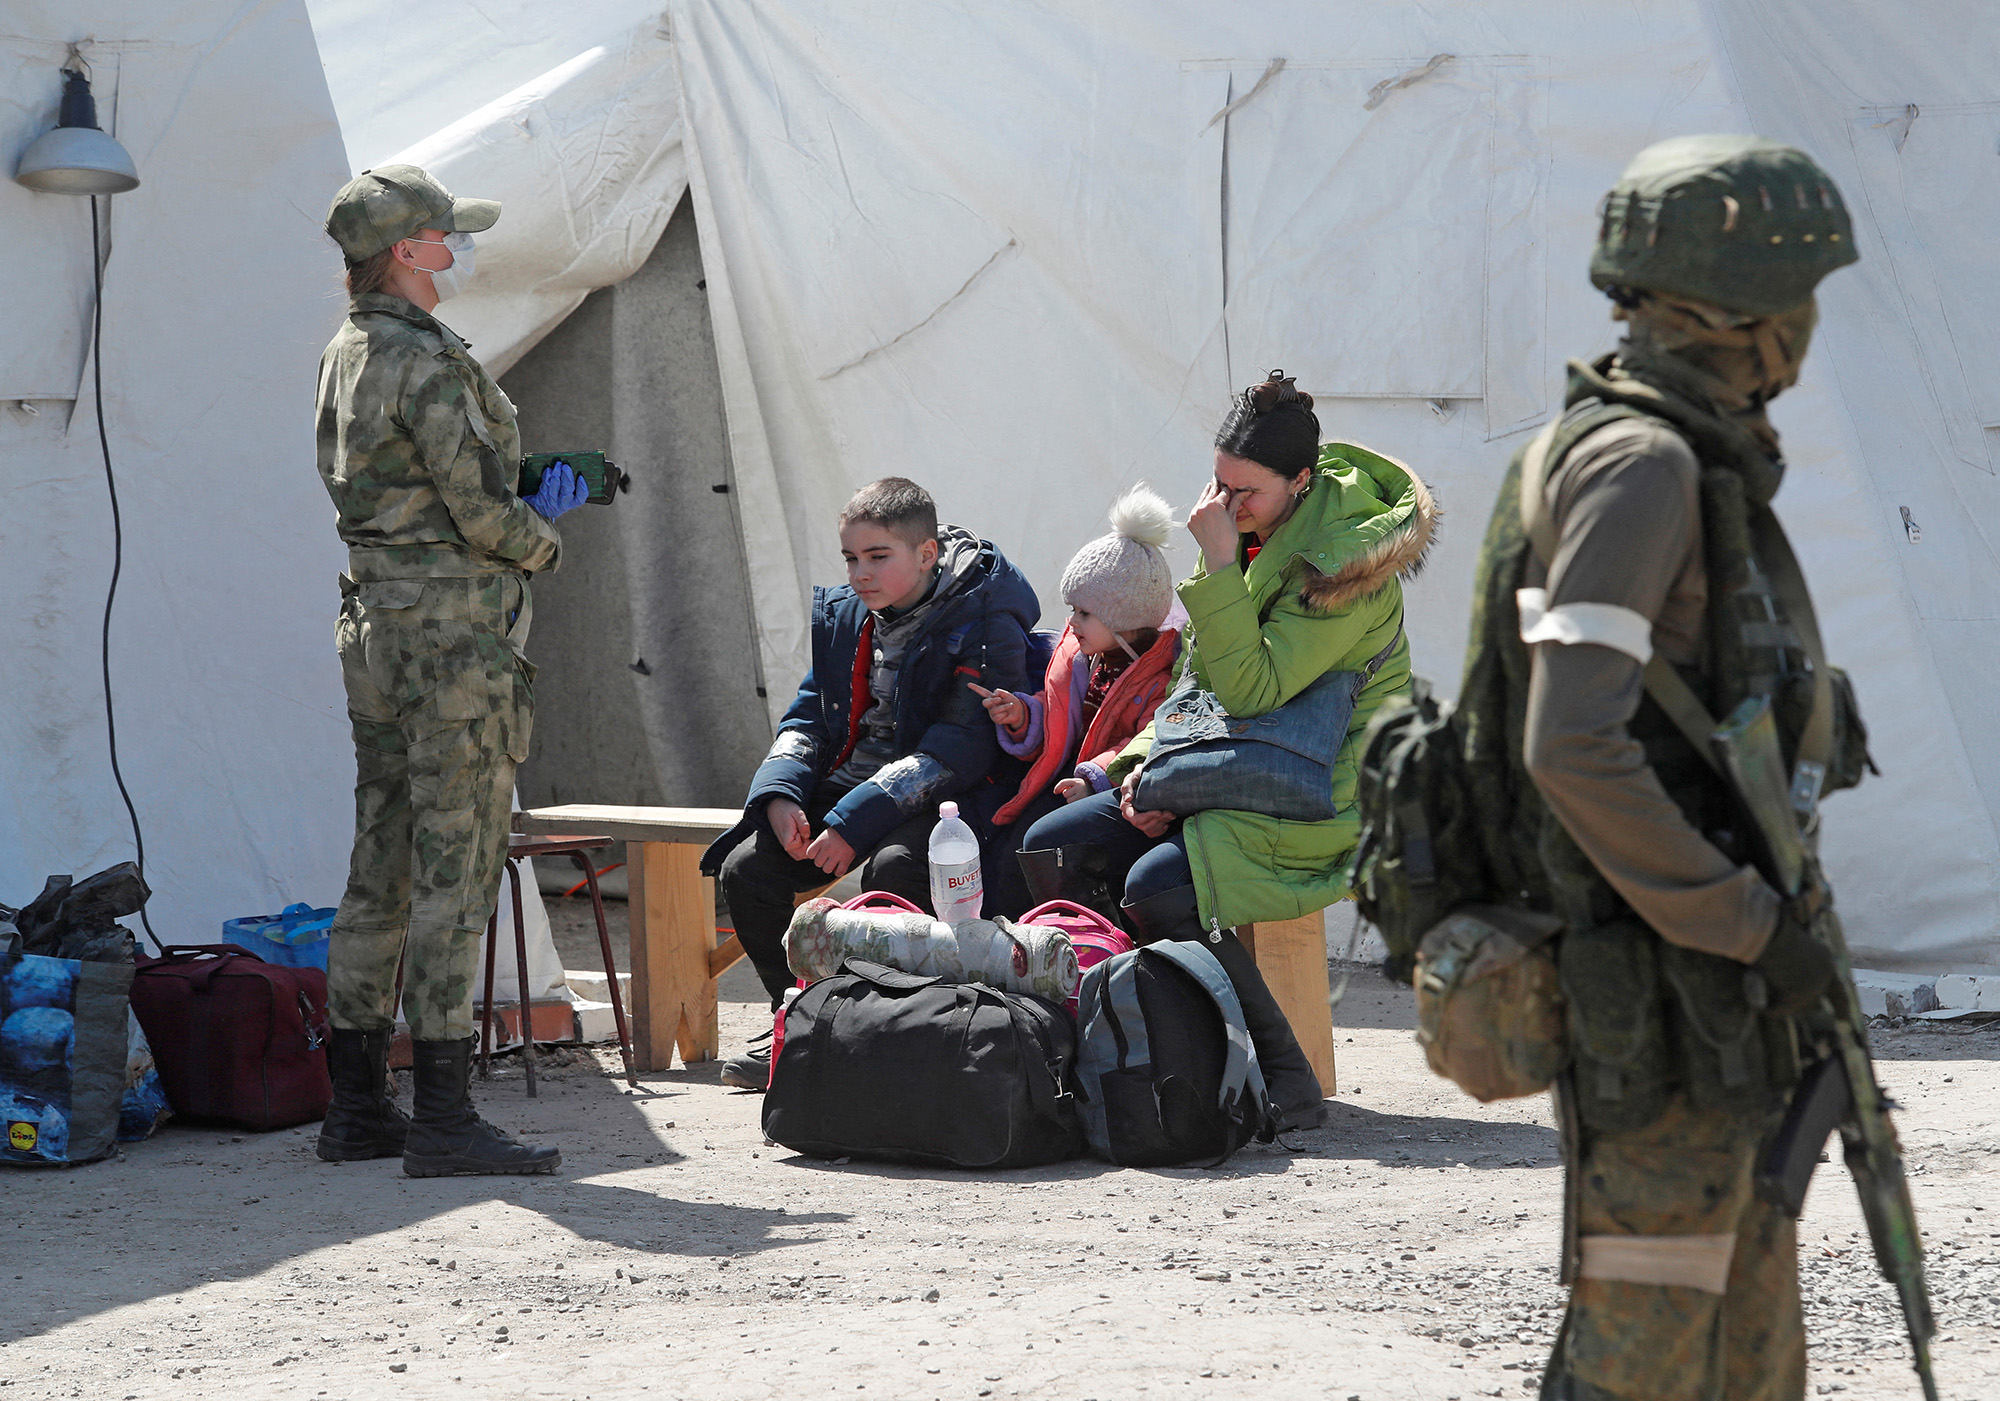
1761, 1008, 1804, 1093
1560, 921, 1674, 1136
1414, 905, 1567, 1102
1656, 943, 1769, 1119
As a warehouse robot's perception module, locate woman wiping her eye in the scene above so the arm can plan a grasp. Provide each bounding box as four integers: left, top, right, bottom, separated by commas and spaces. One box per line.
1017, 372, 1438, 1132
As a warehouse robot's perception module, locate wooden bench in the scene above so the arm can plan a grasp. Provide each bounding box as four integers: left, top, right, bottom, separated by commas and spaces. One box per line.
515, 803, 1335, 1091
1238, 913, 1337, 1094
515, 804, 744, 1072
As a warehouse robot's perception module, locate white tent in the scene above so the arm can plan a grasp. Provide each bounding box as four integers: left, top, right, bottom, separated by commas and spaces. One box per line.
2, 0, 354, 944
8, 0, 1997, 974
2, 0, 558, 995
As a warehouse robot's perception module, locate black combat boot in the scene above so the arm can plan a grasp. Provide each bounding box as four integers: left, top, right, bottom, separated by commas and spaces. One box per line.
1122, 884, 1326, 1132
1016, 844, 1118, 920
402, 1036, 561, 1177
316, 1026, 410, 1162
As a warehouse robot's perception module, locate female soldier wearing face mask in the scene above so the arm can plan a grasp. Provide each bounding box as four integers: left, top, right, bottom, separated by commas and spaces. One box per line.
313, 164, 588, 1178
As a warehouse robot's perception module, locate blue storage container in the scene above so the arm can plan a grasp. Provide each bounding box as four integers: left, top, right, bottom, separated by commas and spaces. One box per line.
223, 903, 335, 972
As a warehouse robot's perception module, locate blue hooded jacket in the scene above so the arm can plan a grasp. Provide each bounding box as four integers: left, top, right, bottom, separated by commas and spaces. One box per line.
702, 526, 1041, 872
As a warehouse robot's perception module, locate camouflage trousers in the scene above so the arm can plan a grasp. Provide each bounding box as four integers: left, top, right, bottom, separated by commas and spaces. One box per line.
326, 573, 534, 1042
1544, 1093, 1804, 1401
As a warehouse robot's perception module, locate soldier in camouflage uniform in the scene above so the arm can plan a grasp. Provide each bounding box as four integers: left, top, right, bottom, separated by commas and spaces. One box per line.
1452, 137, 1869, 1399
313, 165, 588, 1177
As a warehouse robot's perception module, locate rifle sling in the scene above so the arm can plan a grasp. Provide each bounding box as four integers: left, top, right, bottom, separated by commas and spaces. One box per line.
1751, 511, 1836, 775
1641, 656, 1725, 777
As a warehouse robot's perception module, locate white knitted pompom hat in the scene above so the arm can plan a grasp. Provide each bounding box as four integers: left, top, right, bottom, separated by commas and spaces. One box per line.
1058, 483, 1176, 633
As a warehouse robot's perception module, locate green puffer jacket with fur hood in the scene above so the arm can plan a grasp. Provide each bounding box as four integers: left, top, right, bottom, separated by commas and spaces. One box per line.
1108, 442, 1438, 930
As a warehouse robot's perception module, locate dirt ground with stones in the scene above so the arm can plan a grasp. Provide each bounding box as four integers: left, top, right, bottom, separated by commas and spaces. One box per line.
4, 894, 1996, 1401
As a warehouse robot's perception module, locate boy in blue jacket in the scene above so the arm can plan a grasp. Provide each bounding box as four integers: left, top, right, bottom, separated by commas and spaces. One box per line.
701, 478, 1039, 1087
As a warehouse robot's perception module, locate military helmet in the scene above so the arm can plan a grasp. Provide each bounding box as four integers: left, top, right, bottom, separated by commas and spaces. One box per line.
1590, 135, 1857, 317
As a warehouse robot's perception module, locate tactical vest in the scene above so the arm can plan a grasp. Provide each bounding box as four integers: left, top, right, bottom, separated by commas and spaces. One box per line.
1452, 357, 1873, 1135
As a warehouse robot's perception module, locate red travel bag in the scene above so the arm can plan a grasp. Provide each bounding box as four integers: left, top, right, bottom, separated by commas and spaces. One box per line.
130, 944, 332, 1130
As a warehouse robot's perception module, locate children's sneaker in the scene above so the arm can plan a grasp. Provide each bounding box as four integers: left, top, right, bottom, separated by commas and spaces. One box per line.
719, 1028, 772, 1090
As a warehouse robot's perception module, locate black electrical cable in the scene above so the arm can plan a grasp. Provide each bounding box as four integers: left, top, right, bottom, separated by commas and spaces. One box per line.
89, 194, 159, 953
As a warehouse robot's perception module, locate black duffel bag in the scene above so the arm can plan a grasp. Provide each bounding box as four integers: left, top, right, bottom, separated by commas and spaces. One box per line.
763, 960, 1085, 1169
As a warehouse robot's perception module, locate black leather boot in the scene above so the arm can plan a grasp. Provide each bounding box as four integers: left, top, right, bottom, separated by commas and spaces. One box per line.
1016, 843, 1118, 921
1206, 929, 1326, 1131
1123, 885, 1325, 1131
403, 1036, 561, 1177
1119, 883, 1205, 945
316, 1026, 409, 1162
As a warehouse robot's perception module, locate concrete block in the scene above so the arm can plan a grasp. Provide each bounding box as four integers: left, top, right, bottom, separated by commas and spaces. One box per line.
1933, 973, 2000, 1011
573, 998, 622, 1045
478, 999, 580, 1051
566, 968, 632, 1005
1852, 970, 1940, 1017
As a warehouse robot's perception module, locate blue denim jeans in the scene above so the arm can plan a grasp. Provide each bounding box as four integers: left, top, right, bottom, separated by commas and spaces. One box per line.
1018, 789, 1191, 904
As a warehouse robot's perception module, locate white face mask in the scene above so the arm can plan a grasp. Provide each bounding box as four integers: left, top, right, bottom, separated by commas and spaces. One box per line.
407, 231, 476, 301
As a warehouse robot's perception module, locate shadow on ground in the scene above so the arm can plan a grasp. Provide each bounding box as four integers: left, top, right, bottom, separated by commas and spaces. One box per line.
1310, 1099, 1560, 1167
0, 1050, 845, 1347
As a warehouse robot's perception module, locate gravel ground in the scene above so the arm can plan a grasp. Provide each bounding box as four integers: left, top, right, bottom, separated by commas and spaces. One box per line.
4, 906, 1993, 1401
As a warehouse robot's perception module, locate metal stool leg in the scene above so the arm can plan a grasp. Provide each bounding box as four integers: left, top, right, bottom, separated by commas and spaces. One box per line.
508, 859, 538, 1097
480, 904, 500, 1080
573, 851, 636, 1087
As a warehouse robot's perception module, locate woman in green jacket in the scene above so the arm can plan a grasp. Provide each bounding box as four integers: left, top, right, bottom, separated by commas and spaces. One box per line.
1019, 372, 1436, 1127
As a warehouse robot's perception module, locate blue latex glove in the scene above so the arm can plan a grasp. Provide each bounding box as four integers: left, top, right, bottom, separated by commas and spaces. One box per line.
523, 461, 589, 519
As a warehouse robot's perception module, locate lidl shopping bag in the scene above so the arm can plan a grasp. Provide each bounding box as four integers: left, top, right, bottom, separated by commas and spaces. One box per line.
0, 951, 138, 1165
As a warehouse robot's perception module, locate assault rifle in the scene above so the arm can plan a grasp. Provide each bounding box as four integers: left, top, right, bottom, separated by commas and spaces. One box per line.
1709, 693, 1939, 1401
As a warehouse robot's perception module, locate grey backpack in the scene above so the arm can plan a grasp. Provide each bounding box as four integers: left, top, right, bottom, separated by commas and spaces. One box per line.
1073, 941, 1275, 1167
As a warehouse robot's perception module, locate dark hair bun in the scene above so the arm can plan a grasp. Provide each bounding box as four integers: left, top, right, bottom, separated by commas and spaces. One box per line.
1213, 369, 1321, 481
1244, 369, 1315, 415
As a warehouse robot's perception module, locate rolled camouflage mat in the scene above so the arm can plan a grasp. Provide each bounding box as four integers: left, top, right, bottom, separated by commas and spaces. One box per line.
784, 898, 1079, 1003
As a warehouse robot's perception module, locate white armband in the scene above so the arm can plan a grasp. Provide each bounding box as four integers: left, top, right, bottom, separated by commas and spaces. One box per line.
1517, 588, 1654, 664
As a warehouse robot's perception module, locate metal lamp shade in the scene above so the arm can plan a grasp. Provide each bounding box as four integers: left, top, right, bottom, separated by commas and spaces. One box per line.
16, 124, 139, 195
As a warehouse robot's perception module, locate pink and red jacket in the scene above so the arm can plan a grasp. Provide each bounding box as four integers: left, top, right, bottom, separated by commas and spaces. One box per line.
990, 622, 1182, 827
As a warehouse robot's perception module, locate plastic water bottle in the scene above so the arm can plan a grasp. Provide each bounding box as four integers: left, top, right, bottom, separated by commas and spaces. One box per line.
927, 801, 984, 924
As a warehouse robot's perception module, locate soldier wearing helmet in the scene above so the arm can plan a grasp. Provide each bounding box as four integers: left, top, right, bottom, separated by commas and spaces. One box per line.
1455, 135, 1870, 1398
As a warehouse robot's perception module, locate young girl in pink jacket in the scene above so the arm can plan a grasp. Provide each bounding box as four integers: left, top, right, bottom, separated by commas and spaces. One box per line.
971, 485, 1182, 916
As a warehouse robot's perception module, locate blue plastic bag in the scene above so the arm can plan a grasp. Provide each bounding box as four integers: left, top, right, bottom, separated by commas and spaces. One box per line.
223, 903, 335, 972
0, 951, 147, 1165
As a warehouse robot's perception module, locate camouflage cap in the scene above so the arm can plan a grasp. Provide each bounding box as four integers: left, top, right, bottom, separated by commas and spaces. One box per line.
324, 163, 501, 263
1590, 134, 1857, 317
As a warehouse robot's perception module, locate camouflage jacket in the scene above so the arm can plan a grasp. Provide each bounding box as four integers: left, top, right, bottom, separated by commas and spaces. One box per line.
316, 293, 560, 581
